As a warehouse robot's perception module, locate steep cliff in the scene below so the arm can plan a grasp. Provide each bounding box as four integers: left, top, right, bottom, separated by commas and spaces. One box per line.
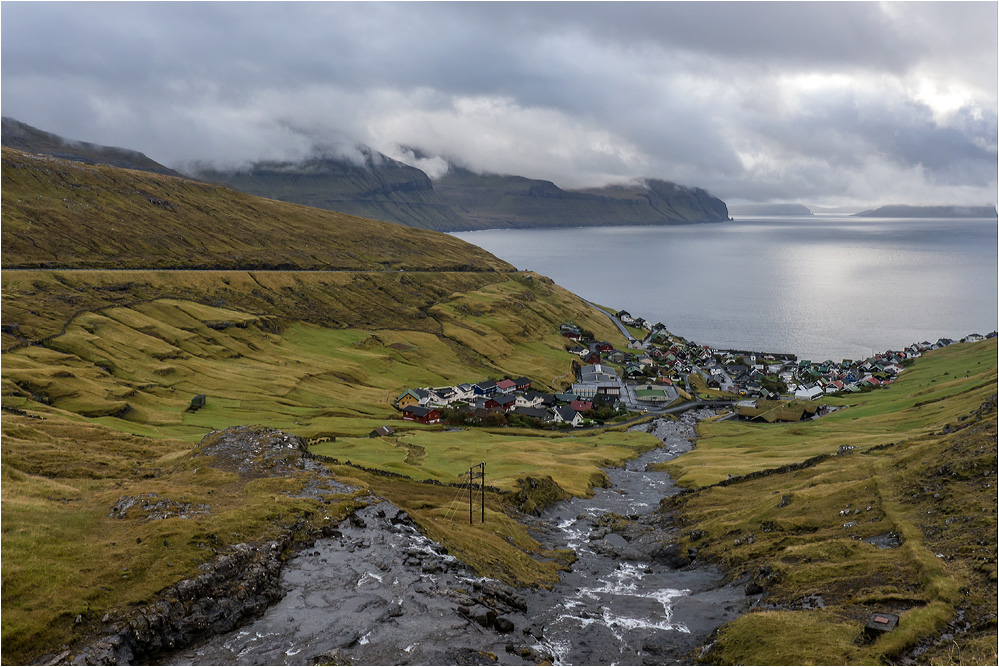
189, 148, 470, 232
434, 167, 730, 228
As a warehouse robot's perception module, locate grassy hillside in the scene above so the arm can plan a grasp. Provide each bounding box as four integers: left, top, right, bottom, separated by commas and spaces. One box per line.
663, 339, 997, 665
1, 147, 510, 271
0, 151, 657, 663
2, 271, 626, 439
1, 268, 651, 662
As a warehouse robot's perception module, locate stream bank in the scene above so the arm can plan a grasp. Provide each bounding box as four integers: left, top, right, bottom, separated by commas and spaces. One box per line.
163, 409, 756, 666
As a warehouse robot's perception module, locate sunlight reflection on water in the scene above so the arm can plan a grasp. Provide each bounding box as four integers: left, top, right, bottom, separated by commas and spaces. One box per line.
454, 216, 998, 360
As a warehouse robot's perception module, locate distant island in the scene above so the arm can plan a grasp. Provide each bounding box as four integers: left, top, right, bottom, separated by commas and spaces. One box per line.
855, 204, 997, 218
728, 203, 812, 216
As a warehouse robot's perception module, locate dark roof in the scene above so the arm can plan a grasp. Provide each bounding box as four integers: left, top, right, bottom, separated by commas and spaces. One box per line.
514, 376, 531, 385
493, 394, 517, 406
554, 405, 579, 421
402, 405, 435, 417
512, 406, 549, 419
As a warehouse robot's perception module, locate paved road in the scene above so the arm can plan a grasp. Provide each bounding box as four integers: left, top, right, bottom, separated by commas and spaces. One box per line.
585, 301, 646, 347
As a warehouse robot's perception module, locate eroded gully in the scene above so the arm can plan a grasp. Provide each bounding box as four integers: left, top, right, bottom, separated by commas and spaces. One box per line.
166, 410, 754, 666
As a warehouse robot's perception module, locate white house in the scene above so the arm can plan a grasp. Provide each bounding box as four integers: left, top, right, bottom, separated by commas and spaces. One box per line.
794, 385, 824, 401
552, 405, 584, 427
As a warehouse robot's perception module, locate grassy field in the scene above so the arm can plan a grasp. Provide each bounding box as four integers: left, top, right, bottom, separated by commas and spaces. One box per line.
311, 428, 658, 495
1, 415, 365, 661
664, 339, 998, 665
668, 339, 998, 487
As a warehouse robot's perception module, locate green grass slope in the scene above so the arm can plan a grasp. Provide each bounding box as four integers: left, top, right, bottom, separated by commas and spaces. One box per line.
0, 150, 652, 663
1, 147, 510, 271
662, 339, 998, 665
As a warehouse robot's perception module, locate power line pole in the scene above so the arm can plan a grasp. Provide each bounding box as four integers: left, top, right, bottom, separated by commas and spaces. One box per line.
468, 462, 485, 524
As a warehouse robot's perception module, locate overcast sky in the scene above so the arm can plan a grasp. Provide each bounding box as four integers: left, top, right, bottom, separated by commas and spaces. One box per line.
2, 1, 996, 206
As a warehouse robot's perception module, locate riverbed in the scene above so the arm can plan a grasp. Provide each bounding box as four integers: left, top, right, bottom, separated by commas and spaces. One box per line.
166, 410, 753, 665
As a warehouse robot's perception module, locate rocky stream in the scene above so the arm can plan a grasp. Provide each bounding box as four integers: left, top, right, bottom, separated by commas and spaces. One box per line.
158, 410, 755, 666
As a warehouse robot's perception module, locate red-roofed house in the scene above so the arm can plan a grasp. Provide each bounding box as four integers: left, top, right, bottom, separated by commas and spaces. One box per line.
496, 379, 517, 394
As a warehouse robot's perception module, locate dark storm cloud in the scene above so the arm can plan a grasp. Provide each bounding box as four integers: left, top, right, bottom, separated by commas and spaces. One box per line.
1, 1, 995, 206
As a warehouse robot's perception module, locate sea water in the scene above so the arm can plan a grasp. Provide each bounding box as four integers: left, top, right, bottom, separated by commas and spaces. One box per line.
453, 216, 999, 361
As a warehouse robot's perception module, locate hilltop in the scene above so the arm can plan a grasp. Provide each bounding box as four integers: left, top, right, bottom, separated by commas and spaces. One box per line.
1, 117, 183, 177
0, 147, 509, 271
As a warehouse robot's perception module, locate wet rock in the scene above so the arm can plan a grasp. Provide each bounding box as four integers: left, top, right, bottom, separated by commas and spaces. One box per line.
468, 605, 496, 627
652, 543, 690, 568
311, 648, 351, 665
494, 617, 515, 633
505, 643, 553, 664
603, 533, 629, 548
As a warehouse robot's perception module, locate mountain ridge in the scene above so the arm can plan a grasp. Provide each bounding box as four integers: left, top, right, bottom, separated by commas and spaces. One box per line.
434, 166, 730, 229
1, 117, 183, 177
2, 116, 731, 232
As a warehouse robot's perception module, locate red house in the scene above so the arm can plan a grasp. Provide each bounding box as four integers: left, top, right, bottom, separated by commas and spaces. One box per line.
485, 395, 517, 411
401, 406, 442, 424
513, 377, 532, 391
570, 400, 593, 412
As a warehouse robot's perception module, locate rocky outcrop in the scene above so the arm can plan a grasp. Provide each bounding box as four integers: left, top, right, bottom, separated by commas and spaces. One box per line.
56, 518, 349, 666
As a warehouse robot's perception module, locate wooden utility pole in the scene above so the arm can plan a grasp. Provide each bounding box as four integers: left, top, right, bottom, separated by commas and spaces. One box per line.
468, 462, 485, 524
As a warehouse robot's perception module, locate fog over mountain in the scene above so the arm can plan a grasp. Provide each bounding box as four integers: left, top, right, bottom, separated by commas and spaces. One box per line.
2, 2, 995, 208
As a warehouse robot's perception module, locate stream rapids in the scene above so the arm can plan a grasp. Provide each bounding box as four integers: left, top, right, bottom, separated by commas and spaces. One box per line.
166, 410, 755, 665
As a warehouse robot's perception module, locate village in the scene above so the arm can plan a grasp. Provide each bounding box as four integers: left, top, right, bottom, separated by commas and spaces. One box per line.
393, 307, 996, 429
